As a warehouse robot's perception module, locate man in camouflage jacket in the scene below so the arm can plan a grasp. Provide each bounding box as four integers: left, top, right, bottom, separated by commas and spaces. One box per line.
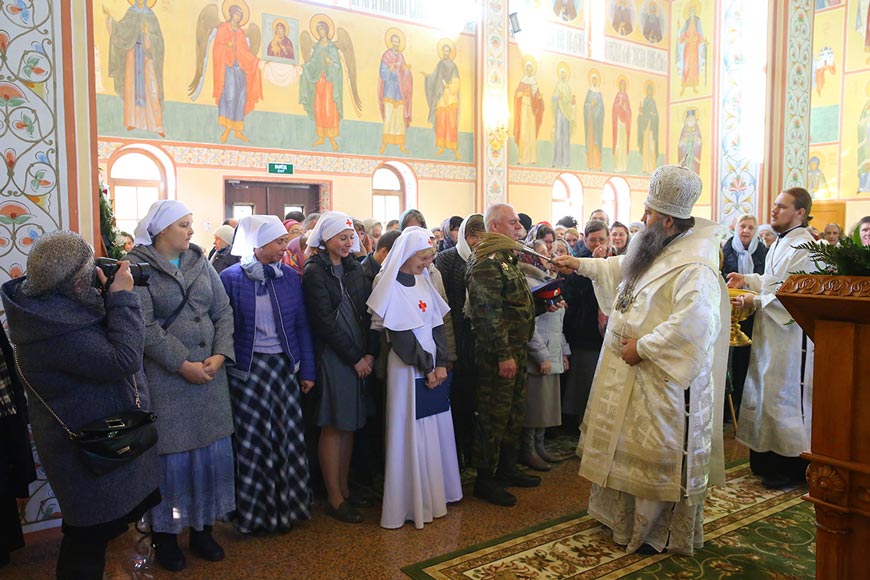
467, 203, 538, 506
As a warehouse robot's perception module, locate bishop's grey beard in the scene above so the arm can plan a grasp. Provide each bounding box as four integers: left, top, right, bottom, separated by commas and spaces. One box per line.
620, 219, 669, 289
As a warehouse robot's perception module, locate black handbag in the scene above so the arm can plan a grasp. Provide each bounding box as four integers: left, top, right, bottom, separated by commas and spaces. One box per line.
14, 349, 158, 476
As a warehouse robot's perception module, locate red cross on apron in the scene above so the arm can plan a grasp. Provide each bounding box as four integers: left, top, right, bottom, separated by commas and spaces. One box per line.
418, 300, 427, 313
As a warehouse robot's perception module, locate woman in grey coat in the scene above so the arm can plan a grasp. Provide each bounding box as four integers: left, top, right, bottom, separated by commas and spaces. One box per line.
1, 231, 161, 580
127, 201, 236, 572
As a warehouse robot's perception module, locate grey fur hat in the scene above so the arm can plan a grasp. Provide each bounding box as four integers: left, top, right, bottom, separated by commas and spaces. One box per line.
22, 230, 93, 297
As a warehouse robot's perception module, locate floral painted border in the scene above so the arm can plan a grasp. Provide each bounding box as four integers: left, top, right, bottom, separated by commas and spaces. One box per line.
97, 140, 476, 182
483, 0, 508, 206
782, 0, 813, 189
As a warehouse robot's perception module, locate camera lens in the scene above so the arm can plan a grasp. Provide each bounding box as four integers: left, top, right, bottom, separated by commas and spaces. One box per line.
129, 263, 151, 287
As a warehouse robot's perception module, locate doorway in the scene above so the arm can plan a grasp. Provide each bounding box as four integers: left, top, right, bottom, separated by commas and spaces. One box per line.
224, 180, 320, 221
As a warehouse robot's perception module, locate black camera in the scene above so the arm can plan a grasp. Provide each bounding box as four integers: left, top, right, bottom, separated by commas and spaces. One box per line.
95, 258, 150, 292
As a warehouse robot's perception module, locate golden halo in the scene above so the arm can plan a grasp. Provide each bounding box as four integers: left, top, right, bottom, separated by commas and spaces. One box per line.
587, 67, 601, 85
616, 74, 628, 89
272, 18, 290, 36
437, 38, 456, 60
127, 0, 157, 8
685, 106, 698, 118
521, 55, 538, 76
684, 0, 701, 19
557, 61, 571, 80
310, 13, 335, 40
221, 0, 250, 27
384, 27, 406, 51
643, 80, 655, 95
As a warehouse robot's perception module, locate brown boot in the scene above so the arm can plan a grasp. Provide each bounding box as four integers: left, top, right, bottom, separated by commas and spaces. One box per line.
520, 429, 551, 471
535, 429, 561, 463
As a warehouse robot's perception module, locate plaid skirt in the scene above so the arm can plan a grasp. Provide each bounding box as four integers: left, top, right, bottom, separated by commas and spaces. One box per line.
228, 353, 311, 533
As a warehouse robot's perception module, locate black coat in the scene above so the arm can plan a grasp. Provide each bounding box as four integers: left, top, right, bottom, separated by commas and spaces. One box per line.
721, 236, 767, 276
435, 247, 474, 364
561, 245, 604, 350
301, 252, 379, 367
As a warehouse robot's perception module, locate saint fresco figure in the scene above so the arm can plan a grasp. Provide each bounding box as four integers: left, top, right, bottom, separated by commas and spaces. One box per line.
105, 0, 166, 137
378, 28, 413, 155
299, 14, 363, 151
807, 156, 830, 198
552, 62, 576, 168
610, 0, 635, 36
513, 56, 545, 165
189, 1, 263, 144
637, 81, 659, 174
267, 19, 294, 60
552, 0, 578, 22
677, 1, 707, 96
856, 0, 870, 63
858, 92, 870, 192
611, 76, 631, 173
678, 108, 702, 175
641, 0, 664, 44
424, 39, 461, 160
584, 69, 605, 171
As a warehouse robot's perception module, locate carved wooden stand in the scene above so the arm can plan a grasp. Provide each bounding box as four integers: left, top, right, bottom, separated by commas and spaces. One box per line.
778, 275, 870, 580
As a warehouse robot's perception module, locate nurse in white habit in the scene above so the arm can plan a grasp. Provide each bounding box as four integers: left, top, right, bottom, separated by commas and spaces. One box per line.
367, 226, 462, 529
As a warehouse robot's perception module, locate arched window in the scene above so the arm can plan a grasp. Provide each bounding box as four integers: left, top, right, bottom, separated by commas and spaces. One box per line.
602, 176, 631, 224
107, 144, 176, 235
552, 173, 583, 225
372, 161, 418, 224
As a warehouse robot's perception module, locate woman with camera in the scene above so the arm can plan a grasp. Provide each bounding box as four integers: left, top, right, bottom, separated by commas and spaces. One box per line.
126, 200, 236, 572
1, 231, 161, 580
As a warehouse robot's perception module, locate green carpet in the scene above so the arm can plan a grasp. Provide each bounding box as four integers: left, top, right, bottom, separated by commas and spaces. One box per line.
402, 464, 815, 579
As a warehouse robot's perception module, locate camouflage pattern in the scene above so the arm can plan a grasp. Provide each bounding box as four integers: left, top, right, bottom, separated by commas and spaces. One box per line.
467, 248, 535, 475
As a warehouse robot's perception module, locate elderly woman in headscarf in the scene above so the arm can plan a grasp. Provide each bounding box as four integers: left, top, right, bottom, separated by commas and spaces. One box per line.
2, 231, 161, 580
438, 216, 463, 252
219, 215, 315, 534
301, 212, 379, 524
368, 227, 462, 529
125, 201, 236, 572
434, 214, 485, 467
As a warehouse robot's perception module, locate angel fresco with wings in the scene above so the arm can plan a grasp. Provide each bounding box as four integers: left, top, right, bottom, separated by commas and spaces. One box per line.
188, 0, 263, 143
299, 14, 362, 151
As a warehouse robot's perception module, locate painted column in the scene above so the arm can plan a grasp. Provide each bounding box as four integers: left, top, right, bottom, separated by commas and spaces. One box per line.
478, 0, 509, 208
716, 0, 769, 226
781, 0, 814, 190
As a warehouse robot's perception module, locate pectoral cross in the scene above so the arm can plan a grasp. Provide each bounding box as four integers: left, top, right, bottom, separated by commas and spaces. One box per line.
418, 300, 427, 312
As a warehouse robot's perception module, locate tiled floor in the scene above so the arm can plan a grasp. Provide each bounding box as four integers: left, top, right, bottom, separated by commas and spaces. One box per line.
2, 429, 748, 580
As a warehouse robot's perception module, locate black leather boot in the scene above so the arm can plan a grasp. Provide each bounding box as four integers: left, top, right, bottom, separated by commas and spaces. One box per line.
152, 532, 186, 572
473, 470, 517, 506
190, 525, 225, 562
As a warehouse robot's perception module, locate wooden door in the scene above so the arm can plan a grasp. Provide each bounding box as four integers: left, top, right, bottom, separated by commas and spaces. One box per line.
811, 200, 846, 231
224, 181, 319, 221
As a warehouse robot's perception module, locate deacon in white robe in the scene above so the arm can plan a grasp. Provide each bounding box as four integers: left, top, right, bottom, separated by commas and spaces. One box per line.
728, 187, 815, 489
555, 165, 728, 556
367, 227, 462, 530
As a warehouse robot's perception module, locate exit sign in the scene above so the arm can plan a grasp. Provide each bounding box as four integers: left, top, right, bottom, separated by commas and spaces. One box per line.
268, 163, 294, 175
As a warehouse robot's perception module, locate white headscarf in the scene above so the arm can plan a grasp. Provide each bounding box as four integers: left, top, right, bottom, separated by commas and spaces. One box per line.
305, 211, 359, 255
457, 213, 483, 263
133, 200, 191, 246
231, 215, 288, 257
367, 227, 449, 331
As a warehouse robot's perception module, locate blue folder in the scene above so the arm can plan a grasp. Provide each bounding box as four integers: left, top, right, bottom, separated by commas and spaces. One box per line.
415, 372, 452, 419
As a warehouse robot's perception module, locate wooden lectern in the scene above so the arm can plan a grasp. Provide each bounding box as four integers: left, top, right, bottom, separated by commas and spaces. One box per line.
778, 275, 870, 580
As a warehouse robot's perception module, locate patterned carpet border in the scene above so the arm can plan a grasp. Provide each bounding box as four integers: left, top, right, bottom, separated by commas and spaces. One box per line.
402, 463, 812, 580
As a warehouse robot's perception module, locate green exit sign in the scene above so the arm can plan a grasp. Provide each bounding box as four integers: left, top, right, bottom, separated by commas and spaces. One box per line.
268, 163, 294, 175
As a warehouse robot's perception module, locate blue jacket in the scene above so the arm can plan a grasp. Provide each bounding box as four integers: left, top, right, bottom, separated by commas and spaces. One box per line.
220, 263, 315, 382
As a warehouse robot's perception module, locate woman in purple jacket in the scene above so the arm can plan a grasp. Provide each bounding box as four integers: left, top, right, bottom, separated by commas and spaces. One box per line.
220, 215, 316, 534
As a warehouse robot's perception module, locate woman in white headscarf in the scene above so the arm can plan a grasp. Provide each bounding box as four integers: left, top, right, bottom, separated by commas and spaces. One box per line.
126, 200, 236, 572
219, 215, 316, 534
369, 227, 462, 529
301, 212, 379, 524
433, 213, 485, 468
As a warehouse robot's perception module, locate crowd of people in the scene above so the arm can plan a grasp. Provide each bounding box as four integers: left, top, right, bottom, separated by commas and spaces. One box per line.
3, 169, 870, 578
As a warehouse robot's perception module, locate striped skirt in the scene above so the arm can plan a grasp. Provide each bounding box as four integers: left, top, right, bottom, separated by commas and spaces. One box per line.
228, 352, 311, 533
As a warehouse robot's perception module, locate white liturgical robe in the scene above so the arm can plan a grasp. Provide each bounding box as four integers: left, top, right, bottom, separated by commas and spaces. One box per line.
575, 218, 729, 505
738, 226, 815, 457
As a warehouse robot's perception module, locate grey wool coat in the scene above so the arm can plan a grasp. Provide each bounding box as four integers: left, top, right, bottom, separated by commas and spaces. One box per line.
0, 279, 162, 527
125, 243, 235, 455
